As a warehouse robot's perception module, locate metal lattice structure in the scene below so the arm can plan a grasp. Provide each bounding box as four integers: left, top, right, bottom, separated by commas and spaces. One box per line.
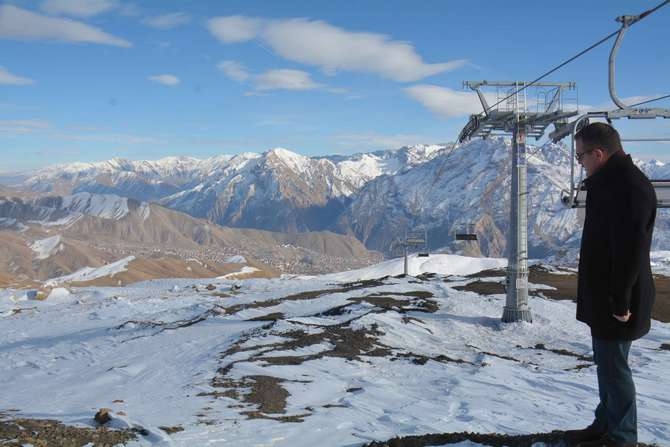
458, 81, 578, 143
458, 80, 579, 324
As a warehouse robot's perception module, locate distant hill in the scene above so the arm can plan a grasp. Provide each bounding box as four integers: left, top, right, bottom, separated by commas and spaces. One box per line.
0, 192, 380, 288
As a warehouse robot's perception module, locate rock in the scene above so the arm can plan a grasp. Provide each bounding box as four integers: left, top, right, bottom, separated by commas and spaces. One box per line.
94, 408, 111, 425
205, 284, 216, 291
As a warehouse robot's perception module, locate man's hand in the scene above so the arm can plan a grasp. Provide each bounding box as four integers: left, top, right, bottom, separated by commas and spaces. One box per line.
613, 311, 631, 322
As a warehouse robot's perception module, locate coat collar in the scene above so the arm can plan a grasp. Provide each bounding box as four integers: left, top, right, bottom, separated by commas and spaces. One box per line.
583, 150, 630, 188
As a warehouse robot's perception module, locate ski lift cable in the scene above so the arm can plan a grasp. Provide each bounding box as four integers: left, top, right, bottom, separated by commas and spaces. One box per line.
621, 138, 670, 142
629, 94, 670, 108
483, 0, 669, 115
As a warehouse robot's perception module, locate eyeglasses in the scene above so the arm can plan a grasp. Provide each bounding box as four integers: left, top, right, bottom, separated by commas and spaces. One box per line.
575, 149, 595, 162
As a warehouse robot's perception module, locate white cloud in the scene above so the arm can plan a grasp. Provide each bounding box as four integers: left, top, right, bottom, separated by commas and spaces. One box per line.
207, 16, 467, 82
207, 15, 262, 43
217, 60, 250, 82
40, 0, 119, 17
255, 69, 320, 91
0, 66, 35, 85
148, 74, 180, 86
0, 5, 131, 47
0, 119, 50, 134
263, 19, 466, 82
405, 85, 485, 118
217, 61, 321, 92
143, 12, 191, 29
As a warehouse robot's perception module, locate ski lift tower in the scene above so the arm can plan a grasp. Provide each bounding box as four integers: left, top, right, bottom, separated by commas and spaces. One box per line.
458, 80, 578, 323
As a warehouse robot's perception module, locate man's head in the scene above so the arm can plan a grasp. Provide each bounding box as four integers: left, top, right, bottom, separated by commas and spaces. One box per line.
575, 122, 624, 176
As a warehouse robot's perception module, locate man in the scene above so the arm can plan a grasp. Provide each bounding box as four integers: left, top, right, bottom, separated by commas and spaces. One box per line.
565, 122, 656, 447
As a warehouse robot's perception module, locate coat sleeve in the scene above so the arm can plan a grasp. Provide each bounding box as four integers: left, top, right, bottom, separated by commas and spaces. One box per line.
608, 183, 655, 315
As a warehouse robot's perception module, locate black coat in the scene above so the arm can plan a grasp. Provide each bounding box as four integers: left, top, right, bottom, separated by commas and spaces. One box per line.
577, 151, 657, 340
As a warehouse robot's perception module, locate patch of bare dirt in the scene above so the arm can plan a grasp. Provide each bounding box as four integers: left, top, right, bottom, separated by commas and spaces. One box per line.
206, 320, 394, 420
392, 352, 477, 367
206, 373, 312, 422
652, 275, 670, 323
159, 425, 184, 434
249, 312, 285, 321
348, 293, 438, 314
0, 413, 137, 447
529, 343, 593, 362
453, 280, 505, 295
223, 280, 390, 316
465, 268, 507, 279
456, 265, 670, 323
363, 430, 659, 447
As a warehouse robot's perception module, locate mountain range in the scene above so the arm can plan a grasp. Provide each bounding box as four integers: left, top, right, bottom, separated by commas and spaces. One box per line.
2, 139, 669, 285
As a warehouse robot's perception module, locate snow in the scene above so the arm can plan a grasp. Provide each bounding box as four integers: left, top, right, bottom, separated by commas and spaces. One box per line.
61, 192, 130, 220
267, 147, 311, 174
217, 266, 260, 279
138, 202, 151, 222
650, 250, 670, 276
0, 217, 28, 231
30, 235, 63, 260
318, 253, 507, 281
224, 255, 247, 264
44, 256, 136, 287
1, 258, 669, 446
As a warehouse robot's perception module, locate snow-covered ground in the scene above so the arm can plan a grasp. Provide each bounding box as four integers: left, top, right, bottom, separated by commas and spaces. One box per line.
316, 253, 508, 281
1, 254, 669, 446
44, 256, 136, 287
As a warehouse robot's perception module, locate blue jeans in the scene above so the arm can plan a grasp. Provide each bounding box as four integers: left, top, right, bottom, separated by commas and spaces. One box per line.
592, 337, 637, 444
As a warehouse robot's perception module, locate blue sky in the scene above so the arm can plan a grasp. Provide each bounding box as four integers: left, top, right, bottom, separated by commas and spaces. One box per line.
1, 0, 669, 172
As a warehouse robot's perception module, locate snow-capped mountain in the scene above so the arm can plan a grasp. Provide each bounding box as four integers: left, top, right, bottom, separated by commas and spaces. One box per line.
5, 141, 670, 264
20, 155, 239, 200
16, 145, 448, 233
0, 192, 144, 226
159, 148, 356, 233
338, 138, 670, 262
336, 139, 576, 259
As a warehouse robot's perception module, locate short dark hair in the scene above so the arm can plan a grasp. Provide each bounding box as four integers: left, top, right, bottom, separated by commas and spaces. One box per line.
575, 122, 623, 154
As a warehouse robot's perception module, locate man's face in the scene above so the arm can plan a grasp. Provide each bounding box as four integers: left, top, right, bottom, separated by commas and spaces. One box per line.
576, 139, 605, 177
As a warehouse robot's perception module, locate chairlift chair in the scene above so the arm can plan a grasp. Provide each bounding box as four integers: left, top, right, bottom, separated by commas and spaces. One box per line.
455, 222, 478, 241
552, 11, 670, 208
455, 233, 478, 241
406, 228, 430, 257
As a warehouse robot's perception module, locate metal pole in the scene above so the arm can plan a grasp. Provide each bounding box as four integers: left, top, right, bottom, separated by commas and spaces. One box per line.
609, 25, 630, 110
404, 244, 408, 276
502, 122, 533, 323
